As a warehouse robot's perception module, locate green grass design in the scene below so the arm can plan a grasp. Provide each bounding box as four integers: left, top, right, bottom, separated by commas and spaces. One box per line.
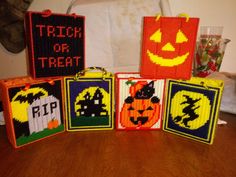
71, 116, 109, 127
16, 125, 64, 146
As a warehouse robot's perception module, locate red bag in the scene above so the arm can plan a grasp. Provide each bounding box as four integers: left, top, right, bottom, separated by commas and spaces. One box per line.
140, 16, 199, 79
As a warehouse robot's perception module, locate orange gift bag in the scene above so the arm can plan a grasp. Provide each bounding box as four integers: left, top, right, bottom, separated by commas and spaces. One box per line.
0, 77, 65, 148
140, 15, 199, 79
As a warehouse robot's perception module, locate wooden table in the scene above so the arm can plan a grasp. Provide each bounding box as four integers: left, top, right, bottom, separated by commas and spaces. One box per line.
0, 112, 235, 177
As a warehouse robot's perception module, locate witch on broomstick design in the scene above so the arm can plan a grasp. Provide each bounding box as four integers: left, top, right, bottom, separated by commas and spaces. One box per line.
174, 95, 201, 128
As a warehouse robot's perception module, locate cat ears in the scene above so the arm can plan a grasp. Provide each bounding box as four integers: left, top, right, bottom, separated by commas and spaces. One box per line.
125, 96, 134, 103
148, 81, 154, 88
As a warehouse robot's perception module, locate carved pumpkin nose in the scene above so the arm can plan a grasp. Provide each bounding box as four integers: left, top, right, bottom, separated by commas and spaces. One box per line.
138, 110, 144, 115
162, 42, 175, 52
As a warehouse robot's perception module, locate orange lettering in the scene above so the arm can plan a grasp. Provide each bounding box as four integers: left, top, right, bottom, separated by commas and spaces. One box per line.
66, 27, 73, 38
74, 27, 82, 38
49, 57, 57, 68
57, 26, 66, 38
38, 57, 47, 68
36, 24, 45, 37
74, 56, 80, 66
65, 57, 73, 67
57, 57, 65, 67
47, 26, 55, 37
53, 43, 61, 53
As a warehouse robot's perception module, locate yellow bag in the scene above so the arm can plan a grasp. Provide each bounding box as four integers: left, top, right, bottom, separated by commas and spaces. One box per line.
163, 77, 224, 144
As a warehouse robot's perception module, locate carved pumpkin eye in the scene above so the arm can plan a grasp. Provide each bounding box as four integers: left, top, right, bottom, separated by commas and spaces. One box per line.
149, 29, 162, 43
128, 106, 134, 110
149, 29, 188, 44
146, 106, 153, 110
176, 30, 188, 43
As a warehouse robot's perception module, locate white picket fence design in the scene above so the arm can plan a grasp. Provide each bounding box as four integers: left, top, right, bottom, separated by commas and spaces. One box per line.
27, 95, 61, 134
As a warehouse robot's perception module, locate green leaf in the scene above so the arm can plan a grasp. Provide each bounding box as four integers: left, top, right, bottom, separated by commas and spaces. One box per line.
212, 52, 222, 58
125, 80, 136, 86
197, 65, 208, 71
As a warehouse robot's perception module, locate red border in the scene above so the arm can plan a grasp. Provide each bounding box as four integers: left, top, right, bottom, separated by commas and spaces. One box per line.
115, 72, 166, 131
25, 11, 85, 79
0, 77, 65, 148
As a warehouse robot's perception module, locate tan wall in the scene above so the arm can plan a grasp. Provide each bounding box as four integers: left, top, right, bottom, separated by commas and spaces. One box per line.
0, 0, 235, 80
169, 0, 236, 73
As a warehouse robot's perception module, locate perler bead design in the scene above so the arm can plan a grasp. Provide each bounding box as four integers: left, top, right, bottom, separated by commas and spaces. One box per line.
8, 81, 64, 146
116, 77, 165, 130
65, 77, 114, 131
140, 16, 199, 79
163, 78, 224, 144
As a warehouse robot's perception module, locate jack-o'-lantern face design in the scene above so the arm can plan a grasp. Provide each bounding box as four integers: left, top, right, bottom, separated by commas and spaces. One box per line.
147, 28, 189, 67
119, 80, 162, 129
141, 17, 199, 79
120, 97, 160, 128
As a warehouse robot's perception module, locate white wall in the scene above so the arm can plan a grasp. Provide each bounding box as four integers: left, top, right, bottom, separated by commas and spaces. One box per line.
169, 0, 236, 73
0, 0, 235, 80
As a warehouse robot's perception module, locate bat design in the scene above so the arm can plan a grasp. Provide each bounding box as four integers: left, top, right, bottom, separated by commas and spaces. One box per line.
10, 87, 49, 139
14, 91, 45, 104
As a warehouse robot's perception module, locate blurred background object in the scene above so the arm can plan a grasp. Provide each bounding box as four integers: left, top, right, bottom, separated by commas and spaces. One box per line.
0, 0, 33, 53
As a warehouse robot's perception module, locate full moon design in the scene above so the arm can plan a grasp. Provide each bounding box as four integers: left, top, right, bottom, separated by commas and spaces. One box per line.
74, 86, 110, 116
11, 87, 48, 122
170, 90, 211, 130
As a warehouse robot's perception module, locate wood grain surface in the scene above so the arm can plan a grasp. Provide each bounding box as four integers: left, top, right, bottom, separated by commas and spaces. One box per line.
0, 112, 235, 177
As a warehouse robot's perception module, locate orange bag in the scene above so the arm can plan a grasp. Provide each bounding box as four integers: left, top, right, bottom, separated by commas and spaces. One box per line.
140, 16, 199, 79
0, 76, 65, 148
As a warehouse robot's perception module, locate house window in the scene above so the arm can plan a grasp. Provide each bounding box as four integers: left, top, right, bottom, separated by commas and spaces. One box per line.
94, 100, 99, 104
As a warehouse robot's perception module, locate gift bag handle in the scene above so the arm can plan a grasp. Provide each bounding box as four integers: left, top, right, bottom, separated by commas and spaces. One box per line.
74, 67, 109, 80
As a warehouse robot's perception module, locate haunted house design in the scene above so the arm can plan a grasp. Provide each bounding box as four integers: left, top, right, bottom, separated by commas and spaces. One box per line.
76, 88, 108, 117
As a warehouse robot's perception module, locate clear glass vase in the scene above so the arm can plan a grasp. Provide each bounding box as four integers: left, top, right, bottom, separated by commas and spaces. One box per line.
194, 37, 230, 77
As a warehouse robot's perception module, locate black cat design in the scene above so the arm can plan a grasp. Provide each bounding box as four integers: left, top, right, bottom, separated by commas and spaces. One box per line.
123, 81, 160, 126
135, 81, 155, 99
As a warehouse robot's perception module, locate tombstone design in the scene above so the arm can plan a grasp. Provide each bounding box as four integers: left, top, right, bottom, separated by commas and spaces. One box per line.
28, 95, 61, 134
0, 77, 64, 148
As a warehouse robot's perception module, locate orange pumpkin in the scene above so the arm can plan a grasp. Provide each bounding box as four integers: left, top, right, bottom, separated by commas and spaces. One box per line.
120, 96, 160, 128
129, 81, 147, 97
47, 119, 59, 129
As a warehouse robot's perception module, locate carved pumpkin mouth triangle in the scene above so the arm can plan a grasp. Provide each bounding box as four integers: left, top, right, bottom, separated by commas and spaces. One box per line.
147, 50, 189, 67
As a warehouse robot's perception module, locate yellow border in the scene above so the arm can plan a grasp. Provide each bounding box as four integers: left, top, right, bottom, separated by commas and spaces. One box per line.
64, 73, 114, 131
163, 78, 224, 144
